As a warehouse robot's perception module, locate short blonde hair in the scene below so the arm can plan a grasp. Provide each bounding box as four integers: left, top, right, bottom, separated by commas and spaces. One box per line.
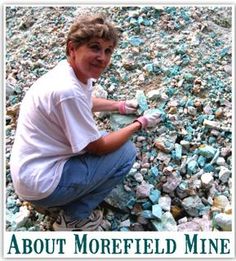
66, 14, 119, 56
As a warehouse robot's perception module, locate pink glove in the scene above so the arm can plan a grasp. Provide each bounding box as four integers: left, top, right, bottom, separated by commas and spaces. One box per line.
135, 111, 162, 129
118, 100, 138, 114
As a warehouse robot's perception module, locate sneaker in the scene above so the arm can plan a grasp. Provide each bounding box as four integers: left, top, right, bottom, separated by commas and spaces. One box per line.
53, 209, 103, 231
30, 203, 61, 219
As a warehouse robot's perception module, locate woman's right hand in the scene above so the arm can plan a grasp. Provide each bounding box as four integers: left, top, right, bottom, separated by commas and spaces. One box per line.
135, 111, 162, 129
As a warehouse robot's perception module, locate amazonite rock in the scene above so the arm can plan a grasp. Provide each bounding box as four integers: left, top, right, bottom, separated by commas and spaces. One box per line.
149, 189, 161, 204
198, 145, 217, 159
152, 204, 162, 220
136, 90, 148, 114
110, 114, 136, 130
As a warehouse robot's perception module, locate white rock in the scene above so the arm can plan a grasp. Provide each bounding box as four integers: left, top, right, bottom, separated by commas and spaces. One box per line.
146, 89, 161, 100
216, 157, 226, 166
15, 206, 30, 228
178, 217, 188, 224
119, 219, 131, 228
132, 162, 141, 169
214, 213, 232, 231
158, 195, 171, 211
219, 166, 231, 183
134, 173, 143, 182
201, 172, 214, 187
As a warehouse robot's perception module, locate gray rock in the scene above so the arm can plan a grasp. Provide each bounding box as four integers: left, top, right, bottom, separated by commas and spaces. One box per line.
219, 166, 231, 183
182, 195, 205, 217
104, 184, 135, 213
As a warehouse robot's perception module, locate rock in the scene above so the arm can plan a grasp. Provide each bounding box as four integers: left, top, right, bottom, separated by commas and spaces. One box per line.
177, 217, 188, 224
140, 210, 153, 219
218, 166, 231, 183
119, 219, 131, 228
151, 212, 177, 231
201, 172, 214, 187
14, 206, 30, 228
198, 145, 217, 159
216, 157, 226, 166
149, 189, 161, 204
129, 36, 144, 46
136, 90, 148, 113
214, 213, 232, 231
157, 152, 171, 165
158, 195, 171, 211
6, 82, 16, 98
171, 205, 184, 220
221, 147, 231, 157
134, 173, 143, 182
93, 84, 108, 99
178, 221, 202, 232
146, 89, 161, 100
136, 182, 154, 198
163, 172, 182, 193
213, 195, 229, 211
187, 160, 199, 174
223, 64, 231, 74
182, 195, 205, 217
152, 204, 162, 220
110, 114, 136, 130
104, 184, 135, 213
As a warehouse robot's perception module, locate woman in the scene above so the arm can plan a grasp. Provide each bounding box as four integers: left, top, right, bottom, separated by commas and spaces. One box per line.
10, 14, 161, 231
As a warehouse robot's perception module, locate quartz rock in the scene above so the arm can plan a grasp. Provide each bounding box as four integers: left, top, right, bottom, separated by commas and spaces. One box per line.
218, 166, 231, 183
216, 157, 226, 166
134, 173, 143, 182
214, 213, 232, 231
14, 206, 30, 228
201, 172, 214, 187
158, 195, 171, 211
146, 89, 161, 100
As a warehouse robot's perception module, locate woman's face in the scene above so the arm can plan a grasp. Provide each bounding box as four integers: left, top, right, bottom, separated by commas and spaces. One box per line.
69, 38, 114, 84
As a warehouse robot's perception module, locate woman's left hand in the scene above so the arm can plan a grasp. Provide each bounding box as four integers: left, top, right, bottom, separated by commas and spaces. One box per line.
118, 100, 138, 114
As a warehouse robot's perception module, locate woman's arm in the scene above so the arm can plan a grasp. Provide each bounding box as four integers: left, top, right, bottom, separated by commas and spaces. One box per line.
92, 97, 119, 112
85, 109, 162, 155
85, 121, 141, 155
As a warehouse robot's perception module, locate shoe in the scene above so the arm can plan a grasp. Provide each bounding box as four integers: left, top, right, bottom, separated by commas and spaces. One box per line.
53, 209, 103, 231
30, 203, 60, 219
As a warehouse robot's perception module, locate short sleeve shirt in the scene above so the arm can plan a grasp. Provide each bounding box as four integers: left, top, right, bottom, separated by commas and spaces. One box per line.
10, 60, 101, 200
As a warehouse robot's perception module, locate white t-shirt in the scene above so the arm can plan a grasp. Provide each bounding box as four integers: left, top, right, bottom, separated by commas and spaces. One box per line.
10, 60, 101, 200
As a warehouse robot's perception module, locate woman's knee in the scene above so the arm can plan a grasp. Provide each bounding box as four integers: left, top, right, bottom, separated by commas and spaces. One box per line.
121, 140, 137, 162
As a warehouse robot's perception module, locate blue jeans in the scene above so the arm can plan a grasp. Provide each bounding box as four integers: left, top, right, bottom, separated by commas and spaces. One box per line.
30, 137, 136, 220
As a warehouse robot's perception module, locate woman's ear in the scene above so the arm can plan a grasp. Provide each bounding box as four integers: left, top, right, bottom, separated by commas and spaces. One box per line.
67, 41, 75, 58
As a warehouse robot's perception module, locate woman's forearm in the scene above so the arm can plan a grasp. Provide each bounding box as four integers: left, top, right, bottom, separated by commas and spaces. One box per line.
85, 121, 141, 155
92, 97, 120, 112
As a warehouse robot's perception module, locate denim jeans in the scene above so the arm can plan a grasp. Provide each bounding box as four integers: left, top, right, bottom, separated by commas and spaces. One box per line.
30, 137, 136, 221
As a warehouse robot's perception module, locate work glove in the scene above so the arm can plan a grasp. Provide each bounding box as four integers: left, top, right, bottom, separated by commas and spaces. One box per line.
118, 100, 138, 114
135, 111, 162, 129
